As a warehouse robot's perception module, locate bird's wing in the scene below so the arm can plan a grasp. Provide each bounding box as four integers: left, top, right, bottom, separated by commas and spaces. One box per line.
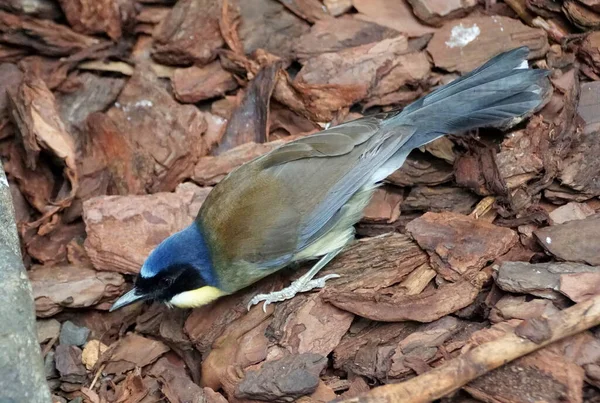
199, 111, 416, 269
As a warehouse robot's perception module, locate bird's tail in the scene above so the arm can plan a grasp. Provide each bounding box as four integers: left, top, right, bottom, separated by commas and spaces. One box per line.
385, 47, 550, 148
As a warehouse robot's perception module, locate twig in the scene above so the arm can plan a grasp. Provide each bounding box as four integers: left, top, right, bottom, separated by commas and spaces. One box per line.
339, 293, 600, 403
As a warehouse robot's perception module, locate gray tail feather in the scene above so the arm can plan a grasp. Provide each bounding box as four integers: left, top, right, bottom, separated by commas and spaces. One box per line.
386, 47, 550, 147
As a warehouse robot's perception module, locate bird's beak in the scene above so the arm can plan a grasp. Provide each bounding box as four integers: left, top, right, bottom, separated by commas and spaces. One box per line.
109, 288, 147, 312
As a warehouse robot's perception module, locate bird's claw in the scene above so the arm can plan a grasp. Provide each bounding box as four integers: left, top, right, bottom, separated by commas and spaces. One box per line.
246, 273, 341, 312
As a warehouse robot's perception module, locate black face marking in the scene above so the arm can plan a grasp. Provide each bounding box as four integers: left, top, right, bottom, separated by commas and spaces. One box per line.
135, 264, 207, 302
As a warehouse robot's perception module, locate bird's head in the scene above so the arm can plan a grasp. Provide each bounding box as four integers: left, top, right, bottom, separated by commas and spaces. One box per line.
109, 223, 222, 311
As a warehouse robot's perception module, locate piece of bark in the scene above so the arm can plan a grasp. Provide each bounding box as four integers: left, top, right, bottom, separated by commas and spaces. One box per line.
294, 17, 400, 61
549, 202, 596, 224
148, 354, 227, 403
544, 181, 596, 203
580, 32, 600, 76
152, 0, 223, 65
30, 264, 126, 317
239, 0, 310, 59
388, 317, 464, 378
111, 370, 162, 403
136, 5, 170, 25
3, 142, 57, 214
495, 128, 545, 190
57, 0, 132, 40
25, 222, 85, 266
276, 0, 330, 23
267, 291, 354, 356
426, 16, 548, 73
340, 294, 600, 403
387, 151, 454, 187
81, 339, 108, 370
214, 62, 280, 154
193, 138, 297, 186
0, 43, 27, 63
353, 0, 436, 37
535, 214, 600, 266
322, 0, 352, 16
401, 186, 479, 215
269, 102, 320, 138
57, 72, 125, 137
495, 261, 600, 301
106, 67, 208, 192
0, 0, 62, 19
295, 36, 431, 107
489, 295, 560, 323
407, 0, 477, 27
324, 271, 489, 323
82, 112, 152, 197
83, 183, 211, 274
236, 353, 327, 402
135, 303, 192, 348
54, 345, 87, 384
0, 10, 100, 56
102, 333, 170, 375
0, 63, 22, 136
406, 212, 518, 281
172, 61, 238, 103
563, 0, 600, 30
333, 321, 421, 379
559, 81, 600, 196
8, 70, 79, 224
361, 186, 403, 223
462, 321, 584, 403
200, 295, 275, 392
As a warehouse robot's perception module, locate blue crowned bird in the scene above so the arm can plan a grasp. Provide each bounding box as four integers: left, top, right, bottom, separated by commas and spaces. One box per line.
110, 47, 549, 312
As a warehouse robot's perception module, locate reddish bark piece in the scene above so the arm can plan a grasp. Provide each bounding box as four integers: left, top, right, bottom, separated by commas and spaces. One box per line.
387, 152, 454, 187
103, 333, 170, 375
152, 0, 223, 65
30, 264, 126, 317
406, 212, 518, 281
323, 272, 488, 323
57, 0, 133, 40
235, 353, 327, 402
55, 345, 87, 384
353, 0, 436, 37
295, 36, 431, 107
426, 16, 548, 73
535, 214, 600, 266
495, 261, 600, 301
294, 17, 399, 61
560, 82, 600, 196
83, 183, 211, 274
214, 62, 281, 154
275, 0, 330, 23
267, 292, 354, 356
238, 0, 309, 59
401, 186, 479, 215
462, 321, 585, 403
0, 10, 100, 56
406, 0, 477, 27
172, 61, 238, 103
106, 67, 208, 193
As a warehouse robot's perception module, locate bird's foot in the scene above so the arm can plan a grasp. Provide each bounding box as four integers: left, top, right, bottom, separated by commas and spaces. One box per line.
247, 273, 341, 312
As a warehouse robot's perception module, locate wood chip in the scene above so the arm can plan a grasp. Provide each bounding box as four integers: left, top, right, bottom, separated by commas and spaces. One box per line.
406, 212, 518, 281
83, 183, 211, 274
427, 16, 548, 73
30, 264, 126, 317
172, 61, 238, 103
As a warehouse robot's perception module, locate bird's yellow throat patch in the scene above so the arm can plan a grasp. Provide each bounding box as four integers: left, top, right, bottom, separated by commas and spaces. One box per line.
169, 286, 227, 308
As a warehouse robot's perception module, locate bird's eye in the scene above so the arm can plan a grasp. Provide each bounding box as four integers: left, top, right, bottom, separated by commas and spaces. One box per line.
161, 277, 173, 286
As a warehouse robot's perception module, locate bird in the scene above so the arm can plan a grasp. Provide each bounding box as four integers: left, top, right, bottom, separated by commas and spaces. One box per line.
109, 47, 550, 313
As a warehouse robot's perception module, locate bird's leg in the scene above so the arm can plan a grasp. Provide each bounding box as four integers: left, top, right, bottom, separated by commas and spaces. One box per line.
247, 249, 342, 312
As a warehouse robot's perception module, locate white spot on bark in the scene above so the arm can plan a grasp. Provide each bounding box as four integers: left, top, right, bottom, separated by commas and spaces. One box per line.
546, 237, 552, 244
445, 24, 480, 48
